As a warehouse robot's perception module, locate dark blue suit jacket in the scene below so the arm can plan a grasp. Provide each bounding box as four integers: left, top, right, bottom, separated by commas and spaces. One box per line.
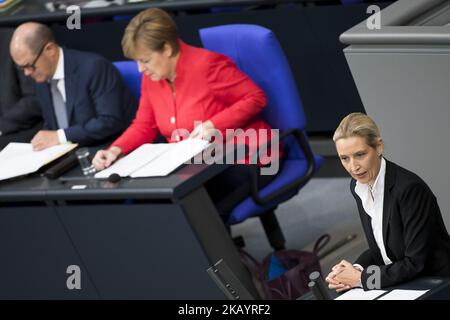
35, 48, 137, 146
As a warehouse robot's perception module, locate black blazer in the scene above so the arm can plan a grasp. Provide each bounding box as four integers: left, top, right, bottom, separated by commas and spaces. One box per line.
0, 28, 42, 135
35, 48, 137, 146
351, 160, 450, 289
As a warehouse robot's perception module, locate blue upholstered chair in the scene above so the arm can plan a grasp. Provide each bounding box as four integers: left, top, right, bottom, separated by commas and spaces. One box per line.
200, 24, 323, 250
113, 61, 141, 101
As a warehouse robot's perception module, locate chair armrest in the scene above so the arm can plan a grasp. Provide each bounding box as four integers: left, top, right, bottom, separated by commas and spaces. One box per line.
249, 128, 316, 206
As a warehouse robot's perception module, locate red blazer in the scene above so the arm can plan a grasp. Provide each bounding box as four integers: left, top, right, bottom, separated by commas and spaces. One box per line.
112, 41, 277, 163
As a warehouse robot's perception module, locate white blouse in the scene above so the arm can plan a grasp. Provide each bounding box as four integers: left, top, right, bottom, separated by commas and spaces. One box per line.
355, 157, 392, 266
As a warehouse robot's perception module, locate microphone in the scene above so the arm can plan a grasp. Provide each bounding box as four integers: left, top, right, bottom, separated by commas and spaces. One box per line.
308, 271, 331, 300
44, 153, 79, 179
108, 173, 121, 183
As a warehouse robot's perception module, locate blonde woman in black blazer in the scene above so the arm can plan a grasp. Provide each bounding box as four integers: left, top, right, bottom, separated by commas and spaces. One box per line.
326, 113, 450, 292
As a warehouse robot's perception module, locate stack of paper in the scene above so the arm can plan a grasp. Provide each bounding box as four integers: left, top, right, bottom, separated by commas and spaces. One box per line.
94, 139, 210, 179
334, 288, 387, 300
334, 288, 430, 300
0, 143, 77, 181
377, 289, 429, 300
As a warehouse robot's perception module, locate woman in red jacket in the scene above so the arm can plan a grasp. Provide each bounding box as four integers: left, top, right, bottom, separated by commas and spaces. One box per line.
92, 8, 281, 221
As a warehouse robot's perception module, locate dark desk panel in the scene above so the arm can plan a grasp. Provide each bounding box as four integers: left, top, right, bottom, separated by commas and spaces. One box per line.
0, 163, 257, 299
57, 203, 223, 299
0, 163, 229, 201
0, 206, 100, 299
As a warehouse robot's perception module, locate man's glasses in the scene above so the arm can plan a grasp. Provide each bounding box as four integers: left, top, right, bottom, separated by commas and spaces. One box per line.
15, 42, 47, 72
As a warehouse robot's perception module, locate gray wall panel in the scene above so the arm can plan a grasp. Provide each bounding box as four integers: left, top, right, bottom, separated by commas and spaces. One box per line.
345, 47, 450, 228
341, 0, 450, 229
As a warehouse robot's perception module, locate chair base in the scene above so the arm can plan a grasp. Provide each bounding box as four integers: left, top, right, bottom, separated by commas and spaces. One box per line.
232, 235, 246, 248
260, 210, 285, 251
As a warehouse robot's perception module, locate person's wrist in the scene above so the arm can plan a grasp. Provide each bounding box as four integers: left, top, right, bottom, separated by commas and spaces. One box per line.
353, 264, 364, 272
355, 271, 363, 288
108, 146, 122, 157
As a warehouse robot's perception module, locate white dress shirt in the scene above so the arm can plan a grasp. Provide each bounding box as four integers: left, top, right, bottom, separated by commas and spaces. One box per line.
354, 157, 392, 266
51, 47, 68, 143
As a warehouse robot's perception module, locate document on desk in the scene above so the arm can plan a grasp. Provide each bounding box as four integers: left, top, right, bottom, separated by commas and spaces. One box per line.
0, 142, 77, 181
94, 139, 210, 179
334, 288, 387, 300
377, 289, 430, 300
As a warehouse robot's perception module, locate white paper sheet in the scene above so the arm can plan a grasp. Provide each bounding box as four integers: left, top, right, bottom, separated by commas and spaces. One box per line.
334, 288, 387, 300
377, 289, 429, 300
94, 139, 210, 179
0, 143, 77, 181
131, 139, 210, 177
94, 143, 172, 178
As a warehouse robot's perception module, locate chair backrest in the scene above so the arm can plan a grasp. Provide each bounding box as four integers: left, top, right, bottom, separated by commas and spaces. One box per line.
113, 61, 142, 101
199, 24, 309, 159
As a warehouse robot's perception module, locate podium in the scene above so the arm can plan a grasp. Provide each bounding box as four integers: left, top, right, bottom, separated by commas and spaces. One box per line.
340, 0, 450, 229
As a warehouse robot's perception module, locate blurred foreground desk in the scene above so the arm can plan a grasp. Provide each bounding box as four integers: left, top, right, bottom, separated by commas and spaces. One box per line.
0, 0, 326, 27
0, 163, 256, 299
0, 0, 255, 26
395, 277, 450, 300
300, 277, 450, 300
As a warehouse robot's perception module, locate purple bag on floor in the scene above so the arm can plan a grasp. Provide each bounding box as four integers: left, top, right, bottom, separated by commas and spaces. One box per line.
240, 234, 330, 300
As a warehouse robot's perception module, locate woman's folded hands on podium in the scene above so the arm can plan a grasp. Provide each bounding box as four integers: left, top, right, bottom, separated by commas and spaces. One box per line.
326, 260, 362, 293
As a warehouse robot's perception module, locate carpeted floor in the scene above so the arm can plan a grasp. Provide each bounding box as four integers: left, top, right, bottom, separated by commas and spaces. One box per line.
231, 176, 369, 278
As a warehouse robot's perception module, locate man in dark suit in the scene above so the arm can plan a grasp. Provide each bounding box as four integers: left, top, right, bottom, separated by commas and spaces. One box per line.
0, 28, 43, 149
9, 22, 137, 150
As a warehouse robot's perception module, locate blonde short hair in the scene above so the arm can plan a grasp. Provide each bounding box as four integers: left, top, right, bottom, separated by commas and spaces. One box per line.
121, 8, 179, 59
333, 113, 381, 149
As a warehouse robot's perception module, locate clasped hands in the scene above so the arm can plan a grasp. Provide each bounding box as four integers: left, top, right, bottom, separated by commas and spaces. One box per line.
326, 260, 362, 293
